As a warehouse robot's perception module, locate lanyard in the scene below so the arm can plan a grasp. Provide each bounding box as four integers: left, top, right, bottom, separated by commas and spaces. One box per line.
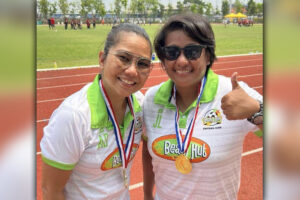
99, 79, 135, 170
173, 76, 207, 154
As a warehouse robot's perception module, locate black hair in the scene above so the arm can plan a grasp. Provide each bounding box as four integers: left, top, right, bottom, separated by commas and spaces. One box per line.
154, 13, 217, 69
103, 23, 153, 58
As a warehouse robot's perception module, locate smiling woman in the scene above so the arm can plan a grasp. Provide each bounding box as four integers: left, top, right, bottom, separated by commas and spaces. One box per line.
142, 13, 263, 200
40, 23, 153, 200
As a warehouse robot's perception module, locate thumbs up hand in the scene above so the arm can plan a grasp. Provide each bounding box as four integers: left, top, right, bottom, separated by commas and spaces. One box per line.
221, 72, 260, 120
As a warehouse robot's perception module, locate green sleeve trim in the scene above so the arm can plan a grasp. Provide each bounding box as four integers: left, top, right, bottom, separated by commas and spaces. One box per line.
254, 130, 263, 137
42, 155, 76, 170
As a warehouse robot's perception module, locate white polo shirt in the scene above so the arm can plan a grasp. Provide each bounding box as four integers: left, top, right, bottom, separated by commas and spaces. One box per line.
41, 75, 144, 200
143, 69, 262, 200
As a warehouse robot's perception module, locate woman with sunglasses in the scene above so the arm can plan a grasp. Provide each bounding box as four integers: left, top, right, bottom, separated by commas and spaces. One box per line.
142, 14, 263, 200
41, 23, 153, 200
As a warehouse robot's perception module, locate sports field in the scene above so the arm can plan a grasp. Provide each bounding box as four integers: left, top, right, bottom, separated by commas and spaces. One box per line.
37, 23, 262, 69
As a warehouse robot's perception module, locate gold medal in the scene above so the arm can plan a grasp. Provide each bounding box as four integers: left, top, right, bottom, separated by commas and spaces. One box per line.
123, 169, 129, 188
175, 154, 192, 174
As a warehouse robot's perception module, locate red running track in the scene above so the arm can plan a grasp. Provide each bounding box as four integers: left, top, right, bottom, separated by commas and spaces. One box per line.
36, 54, 263, 200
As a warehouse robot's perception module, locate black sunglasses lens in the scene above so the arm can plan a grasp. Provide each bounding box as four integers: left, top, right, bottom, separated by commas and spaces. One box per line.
164, 46, 180, 60
184, 46, 203, 60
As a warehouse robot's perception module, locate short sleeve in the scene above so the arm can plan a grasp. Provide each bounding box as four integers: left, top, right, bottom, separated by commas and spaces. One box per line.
40, 106, 87, 170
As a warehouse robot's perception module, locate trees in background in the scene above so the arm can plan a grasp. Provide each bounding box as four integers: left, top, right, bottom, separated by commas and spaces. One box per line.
36, 0, 263, 23
38, 0, 49, 20
222, 0, 230, 16
93, 0, 106, 19
256, 3, 263, 15
58, 0, 69, 17
114, 0, 121, 20
233, 0, 243, 13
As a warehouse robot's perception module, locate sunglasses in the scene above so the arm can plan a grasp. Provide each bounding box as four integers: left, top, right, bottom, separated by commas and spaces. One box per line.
162, 44, 207, 61
110, 51, 152, 74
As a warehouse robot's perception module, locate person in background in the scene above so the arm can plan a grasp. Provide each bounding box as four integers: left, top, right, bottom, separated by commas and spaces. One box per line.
48, 18, 51, 30
142, 13, 263, 200
86, 18, 90, 29
93, 17, 96, 28
64, 17, 68, 30
50, 17, 55, 30
41, 23, 153, 200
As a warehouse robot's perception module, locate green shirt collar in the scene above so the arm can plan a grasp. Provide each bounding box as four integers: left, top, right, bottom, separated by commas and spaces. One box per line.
87, 74, 142, 129
154, 69, 219, 110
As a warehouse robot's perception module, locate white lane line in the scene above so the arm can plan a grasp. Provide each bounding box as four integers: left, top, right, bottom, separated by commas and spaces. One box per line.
239, 73, 262, 78
129, 182, 144, 190
37, 53, 262, 72
37, 64, 262, 81
37, 83, 263, 105
37, 98, 65, 103
37, 119, 49, 123
37, 73, 97, 81
242, 147, 263, 157
213, 64, 262, 72
37, 73, 262, 90
213, 58, 262, 65
37, 82, 89, 90
36, 146, 263, 190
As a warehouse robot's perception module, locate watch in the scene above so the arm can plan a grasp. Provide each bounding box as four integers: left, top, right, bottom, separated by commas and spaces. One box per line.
247, 100, 263, 125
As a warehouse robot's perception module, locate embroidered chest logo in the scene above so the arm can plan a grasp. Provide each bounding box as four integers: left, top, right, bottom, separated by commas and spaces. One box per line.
97, 131, 108, 149
153, 108, 163, 128
202, 109, 222, 130
100, 144, 139, 170
152, 135, 210, 162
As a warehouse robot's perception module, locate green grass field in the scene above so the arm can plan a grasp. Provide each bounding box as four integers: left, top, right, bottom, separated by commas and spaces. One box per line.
37, 23, 262, 69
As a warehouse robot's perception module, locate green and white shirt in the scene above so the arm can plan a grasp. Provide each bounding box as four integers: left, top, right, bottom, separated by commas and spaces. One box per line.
143, 69, 262, 200
41, 75, 144, 200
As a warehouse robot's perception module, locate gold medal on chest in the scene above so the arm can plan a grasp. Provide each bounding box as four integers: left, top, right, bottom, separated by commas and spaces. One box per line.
175, 154, 192, 174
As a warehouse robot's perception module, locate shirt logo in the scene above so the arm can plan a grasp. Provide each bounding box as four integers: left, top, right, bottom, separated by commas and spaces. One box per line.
98, 132, 108, 149
100, 143, 139, 170
152, 135, 210, 162
153, 108, 163, 128
202, 109, 222, 126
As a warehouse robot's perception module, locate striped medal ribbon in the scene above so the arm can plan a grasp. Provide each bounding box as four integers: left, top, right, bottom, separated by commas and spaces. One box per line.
99, 79, 135, 188
173, 76, 207, 174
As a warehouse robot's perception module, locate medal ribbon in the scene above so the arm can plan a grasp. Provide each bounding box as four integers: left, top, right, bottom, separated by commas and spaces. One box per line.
174, 76, 207, 154
99, 79, 135, 169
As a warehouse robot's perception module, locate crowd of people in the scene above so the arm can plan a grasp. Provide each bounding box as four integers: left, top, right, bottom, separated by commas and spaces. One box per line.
47, 17, 106, 30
